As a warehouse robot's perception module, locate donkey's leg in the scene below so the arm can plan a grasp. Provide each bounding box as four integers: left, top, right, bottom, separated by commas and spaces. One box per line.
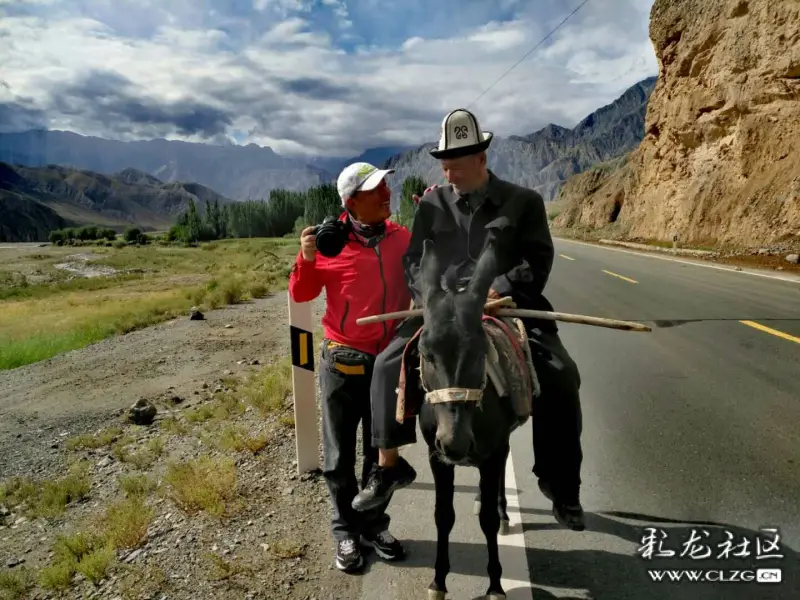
478, 444, 508, 599
428, 449, 456, 600
476, 447, 510, 530
498, 444, 510, 535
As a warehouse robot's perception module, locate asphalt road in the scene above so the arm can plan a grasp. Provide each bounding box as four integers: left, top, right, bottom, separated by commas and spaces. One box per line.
353, 238, 800, 600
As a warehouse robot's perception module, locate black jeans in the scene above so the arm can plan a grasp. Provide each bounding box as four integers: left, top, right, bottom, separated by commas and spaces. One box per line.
320, 340, 391, 542
369, 317, 422, 449
370, 318, 583, 501
527, 327, 583, 504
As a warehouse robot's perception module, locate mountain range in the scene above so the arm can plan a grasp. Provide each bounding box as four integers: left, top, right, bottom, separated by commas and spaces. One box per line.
0, 163, 233, 242
0, 76, 656, 241
383, 76, 656, 204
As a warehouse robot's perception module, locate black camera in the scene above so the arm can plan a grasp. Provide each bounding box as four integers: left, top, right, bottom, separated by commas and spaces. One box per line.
312, 217, 351, 258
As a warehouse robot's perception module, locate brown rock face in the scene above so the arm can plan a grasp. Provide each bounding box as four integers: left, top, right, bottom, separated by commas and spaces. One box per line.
555, 0, 800, 249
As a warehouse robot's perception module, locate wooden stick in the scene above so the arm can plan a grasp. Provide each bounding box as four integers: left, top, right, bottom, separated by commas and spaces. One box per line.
494, 309, 652, 332
483, 297, 516, 310
358, 297, 515, 326
355, 306, 651, 332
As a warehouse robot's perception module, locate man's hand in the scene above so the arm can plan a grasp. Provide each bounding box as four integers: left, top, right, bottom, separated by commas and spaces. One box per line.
412, 184, 440, 205
484, 289, 504, 315
300, 226, 317, 261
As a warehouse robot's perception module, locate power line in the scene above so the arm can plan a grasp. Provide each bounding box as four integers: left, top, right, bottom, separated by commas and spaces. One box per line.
465, 0, 592, 109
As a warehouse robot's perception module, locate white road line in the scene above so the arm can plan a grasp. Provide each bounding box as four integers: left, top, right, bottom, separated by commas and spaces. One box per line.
554, 238, 800, 284
498, 449, 534, 600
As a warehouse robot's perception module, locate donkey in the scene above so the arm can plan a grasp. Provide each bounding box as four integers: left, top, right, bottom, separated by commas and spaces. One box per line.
416, 236, 518, 600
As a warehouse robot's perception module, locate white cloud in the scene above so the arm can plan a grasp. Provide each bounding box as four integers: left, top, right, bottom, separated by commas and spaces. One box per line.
0, 0, 659, 157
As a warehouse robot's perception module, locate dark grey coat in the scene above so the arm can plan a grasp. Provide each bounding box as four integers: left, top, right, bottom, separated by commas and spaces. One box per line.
402, 170, 557, 332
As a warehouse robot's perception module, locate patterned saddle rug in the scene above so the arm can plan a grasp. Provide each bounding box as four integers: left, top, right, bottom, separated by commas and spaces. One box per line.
395, 315, 540, 428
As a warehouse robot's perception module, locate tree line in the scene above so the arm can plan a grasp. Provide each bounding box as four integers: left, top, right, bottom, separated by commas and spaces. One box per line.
167, 176, 427, 243
47, 176, 429, 245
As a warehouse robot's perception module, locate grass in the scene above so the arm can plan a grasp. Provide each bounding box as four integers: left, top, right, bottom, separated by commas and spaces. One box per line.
199, 424, 268, 454
0, 568, 35, 599
163, 455, 239, 517
269, 539, 307, 559
97, 496, 154, 549
241, 359, 294, 416
0, 338, 306, 598
0, 238, 299, 370
205, 553, 254, 582
65, 426, 123, 451
0, 461, 92, 520
118, 473, 158, 497
38, 531, 117, 591
160, 415, 188, 435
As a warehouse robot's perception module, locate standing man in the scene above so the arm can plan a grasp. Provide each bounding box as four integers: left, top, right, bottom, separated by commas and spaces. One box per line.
352, 109, 586, 531
289, 162, 411, 573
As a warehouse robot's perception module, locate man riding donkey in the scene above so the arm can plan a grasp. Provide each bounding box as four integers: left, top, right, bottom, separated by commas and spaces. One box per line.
352, 108, 586, 531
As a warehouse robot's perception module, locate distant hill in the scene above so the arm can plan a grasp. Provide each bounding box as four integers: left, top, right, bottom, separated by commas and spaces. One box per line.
0, 162, 235, 242
383, 77, 657, 205
302, 145, 417, 176
0, 131, 333, 201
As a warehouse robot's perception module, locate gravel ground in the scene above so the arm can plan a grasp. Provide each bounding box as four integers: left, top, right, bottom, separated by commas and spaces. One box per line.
0, 292, 368, 600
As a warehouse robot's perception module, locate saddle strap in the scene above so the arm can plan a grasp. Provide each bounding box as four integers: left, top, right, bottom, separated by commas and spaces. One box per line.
512, 318, 540, 398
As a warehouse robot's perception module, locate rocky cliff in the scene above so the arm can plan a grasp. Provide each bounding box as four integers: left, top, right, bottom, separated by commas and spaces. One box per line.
555, 0, 800, 250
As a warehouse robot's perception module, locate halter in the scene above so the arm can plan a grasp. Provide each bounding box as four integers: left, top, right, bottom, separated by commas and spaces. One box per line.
417, 330, 500, 406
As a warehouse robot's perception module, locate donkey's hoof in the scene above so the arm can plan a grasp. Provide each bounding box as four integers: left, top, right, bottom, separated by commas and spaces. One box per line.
473, 500, 481, 515
428, 589, 446, 600
499, 519, 510, 535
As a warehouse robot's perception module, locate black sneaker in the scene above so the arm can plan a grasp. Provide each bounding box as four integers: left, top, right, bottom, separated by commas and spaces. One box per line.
538, 479, 585, 531
335, 538, 364, 573
351, 457, 417, 512
362, 530, 405, 561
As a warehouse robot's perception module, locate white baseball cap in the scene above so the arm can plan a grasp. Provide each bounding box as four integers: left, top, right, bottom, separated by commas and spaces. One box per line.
336, 162, 395, 206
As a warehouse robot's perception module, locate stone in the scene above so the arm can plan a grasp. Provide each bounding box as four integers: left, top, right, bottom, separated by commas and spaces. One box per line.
128, 398, 157, 426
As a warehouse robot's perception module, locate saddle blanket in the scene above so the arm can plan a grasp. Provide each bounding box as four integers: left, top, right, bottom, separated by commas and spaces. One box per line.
395, 315, 540, 426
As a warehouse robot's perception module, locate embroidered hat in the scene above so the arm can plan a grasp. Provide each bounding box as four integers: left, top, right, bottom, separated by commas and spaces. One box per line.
429, 108, 493, 159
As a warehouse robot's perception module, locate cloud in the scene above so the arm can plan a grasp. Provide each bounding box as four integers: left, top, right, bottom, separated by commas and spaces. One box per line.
0, 0, 659, 157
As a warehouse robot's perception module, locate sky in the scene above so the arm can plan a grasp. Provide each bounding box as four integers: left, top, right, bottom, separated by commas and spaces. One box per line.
0, 0, 659, 158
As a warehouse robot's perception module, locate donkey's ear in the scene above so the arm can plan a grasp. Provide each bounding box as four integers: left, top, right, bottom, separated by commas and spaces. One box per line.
468, 236, 499, 301
420, 238, 444, 302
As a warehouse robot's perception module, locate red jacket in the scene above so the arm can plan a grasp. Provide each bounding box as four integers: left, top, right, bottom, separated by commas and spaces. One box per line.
288, 214, 412, 356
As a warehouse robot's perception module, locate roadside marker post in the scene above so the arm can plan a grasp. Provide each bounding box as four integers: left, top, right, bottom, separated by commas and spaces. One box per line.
288, 293, 320, 474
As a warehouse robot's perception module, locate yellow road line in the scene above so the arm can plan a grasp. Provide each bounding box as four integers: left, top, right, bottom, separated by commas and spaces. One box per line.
559, 254, 575, 260
740, 320, 800, 344
602, 269, 638, 284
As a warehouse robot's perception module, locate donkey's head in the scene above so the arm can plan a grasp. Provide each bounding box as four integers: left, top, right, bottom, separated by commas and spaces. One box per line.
417, 237, 499, 463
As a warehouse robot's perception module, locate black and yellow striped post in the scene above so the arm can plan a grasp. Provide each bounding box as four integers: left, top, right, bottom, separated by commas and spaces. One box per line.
288, 292, 319, 474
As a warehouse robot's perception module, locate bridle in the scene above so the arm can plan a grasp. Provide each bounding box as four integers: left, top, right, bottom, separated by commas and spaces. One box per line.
417, 330, 500, 406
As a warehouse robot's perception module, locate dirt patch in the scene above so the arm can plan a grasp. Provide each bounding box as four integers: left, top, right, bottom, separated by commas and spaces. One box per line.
713, 252, 800, 274
0, 291, 366, 600
53, 253, 122, 279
